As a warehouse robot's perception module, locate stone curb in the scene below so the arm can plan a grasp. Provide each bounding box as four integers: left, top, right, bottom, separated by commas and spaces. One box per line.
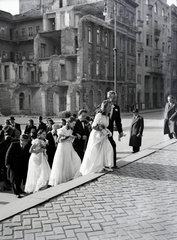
0, 173, 105, 222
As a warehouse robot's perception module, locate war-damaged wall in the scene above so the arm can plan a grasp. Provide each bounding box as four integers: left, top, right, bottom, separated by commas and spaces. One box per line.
19, 0, 54, 14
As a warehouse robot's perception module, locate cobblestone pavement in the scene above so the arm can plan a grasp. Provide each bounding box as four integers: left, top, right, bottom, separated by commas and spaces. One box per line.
1, 142, 177, 240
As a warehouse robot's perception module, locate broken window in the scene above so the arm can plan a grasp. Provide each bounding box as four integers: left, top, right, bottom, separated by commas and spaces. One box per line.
19, 92, 25, 110
4, 66, 9, 80
28, 27, 33, 38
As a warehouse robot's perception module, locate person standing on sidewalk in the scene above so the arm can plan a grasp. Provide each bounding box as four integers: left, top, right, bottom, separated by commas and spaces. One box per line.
129, 109, 144, 153
164, 95, 177, 139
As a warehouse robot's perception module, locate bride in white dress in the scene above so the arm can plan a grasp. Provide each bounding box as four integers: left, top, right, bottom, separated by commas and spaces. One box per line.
80, 100, 114, 175
25, 129, 51, 193
49, 117, 81, 186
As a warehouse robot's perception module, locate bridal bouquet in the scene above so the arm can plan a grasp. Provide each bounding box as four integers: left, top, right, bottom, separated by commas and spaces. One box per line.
95, 120, 112, 137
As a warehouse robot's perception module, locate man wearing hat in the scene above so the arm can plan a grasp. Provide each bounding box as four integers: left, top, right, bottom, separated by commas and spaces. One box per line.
37, 116, 47, 132
129, 109, 144, 153
5, 134, 31, 198
10, 116, 21, 135
73, 109, 90, 160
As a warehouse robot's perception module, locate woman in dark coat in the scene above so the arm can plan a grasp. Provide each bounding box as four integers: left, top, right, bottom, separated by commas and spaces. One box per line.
164, 95, 177, 139
129, 109, 144, 153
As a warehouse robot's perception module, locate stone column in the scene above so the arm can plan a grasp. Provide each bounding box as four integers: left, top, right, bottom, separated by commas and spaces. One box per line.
41, 89, 47, 116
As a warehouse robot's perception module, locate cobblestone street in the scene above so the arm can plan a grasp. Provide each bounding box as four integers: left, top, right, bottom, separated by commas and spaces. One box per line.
1, 141, 177, 240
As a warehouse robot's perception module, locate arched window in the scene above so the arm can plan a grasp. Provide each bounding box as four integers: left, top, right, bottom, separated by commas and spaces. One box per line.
19, 92, 25, 110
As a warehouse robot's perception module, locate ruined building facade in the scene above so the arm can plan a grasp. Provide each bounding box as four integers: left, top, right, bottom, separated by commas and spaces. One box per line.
0, 0, 137, 115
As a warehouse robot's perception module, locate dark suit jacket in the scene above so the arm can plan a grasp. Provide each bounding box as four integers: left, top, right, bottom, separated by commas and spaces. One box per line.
5, 141, 31, 183
46, 132, 57, 167
37, 122, 47, 131
164, 102, 177, 134
24, 125, 37, 135
108, 104, 123, 134
11, 123, 21, 135
73, 119, 90, 160
129, 115, 144, 147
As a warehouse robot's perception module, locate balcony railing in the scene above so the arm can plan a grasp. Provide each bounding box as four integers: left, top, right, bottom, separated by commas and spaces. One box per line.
12, 34, 37, 41
137, 42, 144, 52
0, 34, 11, 40
154, 49, 160, 57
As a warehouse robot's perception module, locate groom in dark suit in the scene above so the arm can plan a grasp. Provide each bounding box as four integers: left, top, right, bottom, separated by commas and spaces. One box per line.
107, 90, 124, 168
73, 109, 90, 161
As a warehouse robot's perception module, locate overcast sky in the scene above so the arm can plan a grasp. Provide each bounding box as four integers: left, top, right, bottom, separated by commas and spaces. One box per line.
0, 0, 176, 15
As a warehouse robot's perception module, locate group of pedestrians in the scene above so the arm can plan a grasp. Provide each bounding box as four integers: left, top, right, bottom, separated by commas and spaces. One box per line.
0, 90, 148, 198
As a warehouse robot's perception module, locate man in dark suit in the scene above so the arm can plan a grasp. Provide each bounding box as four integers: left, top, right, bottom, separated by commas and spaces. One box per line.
9, 116, 22, 135
46, 124, 60, 167
37, 116, 47, 132
107, 90, 124, 168
129, 109, 144, 153
5, 134, 31, 198
164, 95, 177, 139
73, 109, 90, 161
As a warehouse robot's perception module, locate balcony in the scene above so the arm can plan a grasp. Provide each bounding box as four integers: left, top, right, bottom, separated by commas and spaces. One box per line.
137, 19, 144, 28
0, 33, 10, 41
148, 67, 166, 75
137, 42, 144, 52
154, 49, 160, 57
12, 34, 37, 42
168, 36, 172, 42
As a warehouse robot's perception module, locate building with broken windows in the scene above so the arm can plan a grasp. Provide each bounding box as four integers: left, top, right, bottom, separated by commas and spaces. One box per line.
0, 0, 137, 116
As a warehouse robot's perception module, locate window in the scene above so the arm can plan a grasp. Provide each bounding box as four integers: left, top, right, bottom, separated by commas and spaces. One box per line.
36, 26, 40, 34
104, 60, 108, 79
29, 51, 33, 60
4, 66, 9, 80
146, 34, 150, 46
145, 55, 148, 66
21, 28, 25, 37
96, 59, 100, 76
138, 10, 141, 19
154, 3, 157, 13
15, 52, 20, 62
88, 57, 91, 76
88, 26, 92, 43
162, 8, 165, 16
146, 15, 149, 25
105, 32, 108, 47
150, 56, 152, 67
96, 28, 100, 45
21, 52, 26, 60
162, 42, 165, 52
28, 27, 33, 38
19, 92, 25, 110
138, 53, 141, 65
59, 0, 63, 8
137, 74, 141, 84
19, 66, 23, 79
14, 30, 18, 39
120, 63, 123, 77
41, 44, 46, 58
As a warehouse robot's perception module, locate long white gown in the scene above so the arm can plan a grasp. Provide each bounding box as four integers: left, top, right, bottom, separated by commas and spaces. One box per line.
49, 126, 81, 186
25, 139, 51, 193
80, 113, 114, 175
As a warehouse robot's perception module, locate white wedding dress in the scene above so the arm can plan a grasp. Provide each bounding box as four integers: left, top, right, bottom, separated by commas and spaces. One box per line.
80, 113, 113, 175
49, 126, 81, 186
25, 139, 51, 193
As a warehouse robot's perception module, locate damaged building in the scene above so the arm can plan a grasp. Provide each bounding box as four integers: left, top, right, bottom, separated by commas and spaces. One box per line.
0, 0, 137, 116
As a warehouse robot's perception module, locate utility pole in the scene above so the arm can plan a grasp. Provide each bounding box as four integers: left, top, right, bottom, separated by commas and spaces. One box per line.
114, 1, 117, 94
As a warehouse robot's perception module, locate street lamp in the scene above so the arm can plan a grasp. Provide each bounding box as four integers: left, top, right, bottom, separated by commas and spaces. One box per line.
113, 2, 117, 94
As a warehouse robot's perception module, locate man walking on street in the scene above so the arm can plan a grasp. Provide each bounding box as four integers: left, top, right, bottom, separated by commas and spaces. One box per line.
107, 90, 124, 168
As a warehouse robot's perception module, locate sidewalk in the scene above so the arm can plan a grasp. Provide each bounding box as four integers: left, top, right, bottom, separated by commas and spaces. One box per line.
0, 138, 177, 239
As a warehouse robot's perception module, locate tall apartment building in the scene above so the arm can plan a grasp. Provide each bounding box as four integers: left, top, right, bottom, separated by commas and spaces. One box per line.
0, 0, 137, 116
135, 0, 172, 110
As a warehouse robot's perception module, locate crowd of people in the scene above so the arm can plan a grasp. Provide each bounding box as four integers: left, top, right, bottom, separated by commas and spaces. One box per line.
0, 89, 156, 199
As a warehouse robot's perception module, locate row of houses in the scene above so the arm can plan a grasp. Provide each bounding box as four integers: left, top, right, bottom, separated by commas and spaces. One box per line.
0, 0, 176, 116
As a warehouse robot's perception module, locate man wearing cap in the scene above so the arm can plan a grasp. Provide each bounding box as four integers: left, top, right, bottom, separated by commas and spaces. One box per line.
129, 109, 144, 153
73, 109, 90, 160
10, 116, 22, 135
5, 134, 31, 198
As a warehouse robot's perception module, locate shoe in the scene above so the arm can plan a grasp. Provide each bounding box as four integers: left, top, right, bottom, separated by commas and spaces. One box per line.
172, 133, 177, 139
16, 194, 21, 198
104, 167, 113, 172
